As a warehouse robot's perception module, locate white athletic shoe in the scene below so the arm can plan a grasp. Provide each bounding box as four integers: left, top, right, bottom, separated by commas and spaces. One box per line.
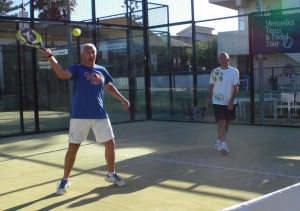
105, 173, 126, 187
56, 179, 71, 195
220, 142, 229, 155
214, 140, 221, 151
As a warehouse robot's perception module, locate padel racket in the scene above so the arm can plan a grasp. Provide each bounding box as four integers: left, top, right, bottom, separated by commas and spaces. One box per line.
192, 105, 207, 121
16, 28, 44, 49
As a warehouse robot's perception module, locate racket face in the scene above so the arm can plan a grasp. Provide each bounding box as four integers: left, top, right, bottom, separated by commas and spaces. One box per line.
16, 28, 43, 49
192, 106, 207, 121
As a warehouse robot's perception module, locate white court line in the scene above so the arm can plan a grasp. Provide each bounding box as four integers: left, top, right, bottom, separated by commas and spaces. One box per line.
117, 124, 215, 141
90, 123, 300, 180
118, 152, 300, 180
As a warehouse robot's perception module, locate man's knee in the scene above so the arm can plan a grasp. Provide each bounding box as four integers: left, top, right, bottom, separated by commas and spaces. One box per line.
104, 139, 115, 149
67, 143, 81, 153
217, 119, 226, 126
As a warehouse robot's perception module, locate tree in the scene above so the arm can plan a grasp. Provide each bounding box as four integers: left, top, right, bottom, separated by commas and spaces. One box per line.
11, 0, 77, 20
122, 0, 142, 24
0, 0, 20, 16
33, 0, 77, 20
186, 36, 218, 71
197, 36, 218, 71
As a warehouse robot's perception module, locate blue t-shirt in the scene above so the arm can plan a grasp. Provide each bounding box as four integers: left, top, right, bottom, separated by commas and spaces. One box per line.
68, 64, 113, 119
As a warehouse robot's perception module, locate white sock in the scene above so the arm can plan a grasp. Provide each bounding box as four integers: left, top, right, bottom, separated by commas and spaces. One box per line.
108, 172, 115, 176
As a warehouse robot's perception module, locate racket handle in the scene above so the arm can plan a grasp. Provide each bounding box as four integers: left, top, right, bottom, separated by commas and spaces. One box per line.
45, 53, 53, 58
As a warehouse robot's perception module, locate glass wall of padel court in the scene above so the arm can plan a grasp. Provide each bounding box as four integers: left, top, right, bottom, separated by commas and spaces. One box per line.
0, 1, 300, 137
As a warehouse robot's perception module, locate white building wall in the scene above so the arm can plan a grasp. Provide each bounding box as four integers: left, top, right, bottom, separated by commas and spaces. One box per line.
218, 30, 249, 56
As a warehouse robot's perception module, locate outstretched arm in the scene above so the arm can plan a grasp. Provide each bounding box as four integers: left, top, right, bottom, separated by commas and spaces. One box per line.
105, 82, 130, 110
40, 49, 72, 80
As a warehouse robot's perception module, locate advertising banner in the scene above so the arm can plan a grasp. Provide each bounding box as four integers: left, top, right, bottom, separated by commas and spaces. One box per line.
252, 13, 300, 54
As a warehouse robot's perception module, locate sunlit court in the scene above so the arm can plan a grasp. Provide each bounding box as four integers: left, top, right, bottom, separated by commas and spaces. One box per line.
1, 121, 300, 210
1, 0, 300, 210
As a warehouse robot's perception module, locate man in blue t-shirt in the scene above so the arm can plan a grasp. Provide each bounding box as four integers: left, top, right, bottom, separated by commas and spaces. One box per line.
41, 43, 130, 195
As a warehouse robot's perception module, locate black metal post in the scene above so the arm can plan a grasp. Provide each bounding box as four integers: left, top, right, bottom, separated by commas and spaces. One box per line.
30, 0, 40, 132
16, 23, 25, 133
91, 0, 97, 45
248, 13, 255, 124
166, 5, 174, 115
126, 0, 136, 121
142, 0, 152, 120
77, 36, 81, 64
191, 0, 198, 107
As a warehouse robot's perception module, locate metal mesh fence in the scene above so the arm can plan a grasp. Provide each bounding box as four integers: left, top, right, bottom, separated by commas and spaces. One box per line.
0, 1, 300, 137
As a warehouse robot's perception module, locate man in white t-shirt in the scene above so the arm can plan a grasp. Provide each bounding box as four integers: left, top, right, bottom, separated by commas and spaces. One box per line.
207, 52, 239, 155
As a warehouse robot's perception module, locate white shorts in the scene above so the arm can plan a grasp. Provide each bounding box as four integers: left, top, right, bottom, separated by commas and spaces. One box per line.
68, 118, 115, 144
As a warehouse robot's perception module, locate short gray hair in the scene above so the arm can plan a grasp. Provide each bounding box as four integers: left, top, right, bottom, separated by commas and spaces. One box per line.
80, 43, 96, 53
219, 52, 229, 59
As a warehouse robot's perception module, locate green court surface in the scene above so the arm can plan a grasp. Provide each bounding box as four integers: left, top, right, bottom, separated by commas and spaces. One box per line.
1, 121, 300, 210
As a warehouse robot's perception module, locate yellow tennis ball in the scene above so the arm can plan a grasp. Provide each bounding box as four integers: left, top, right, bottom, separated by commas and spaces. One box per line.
72, 28, 81, 37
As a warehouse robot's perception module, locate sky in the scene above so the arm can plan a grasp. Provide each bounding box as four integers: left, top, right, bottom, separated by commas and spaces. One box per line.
14, 0, 238, 35
174, 0, 239, 34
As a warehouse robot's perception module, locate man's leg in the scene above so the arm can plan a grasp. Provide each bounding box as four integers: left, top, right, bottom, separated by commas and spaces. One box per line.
103, 139, 126, 186
217, 119, 229, 155
104, 139, 115, 173
56, 143, 80, 195
63, 143, 81, 178
217, 119, 227, 141
225, 120, 230, 136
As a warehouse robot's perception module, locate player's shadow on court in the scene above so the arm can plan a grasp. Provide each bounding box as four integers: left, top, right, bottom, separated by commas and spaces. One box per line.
27, 174, 158, 210
44, 182, 148, 210
40, 151, 252, 210
5, 157, 164, 211
4, 186, 124, 211
3, 193, 60, 211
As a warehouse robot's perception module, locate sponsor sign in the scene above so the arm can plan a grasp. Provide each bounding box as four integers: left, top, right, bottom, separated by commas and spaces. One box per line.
252, 13, 300, 54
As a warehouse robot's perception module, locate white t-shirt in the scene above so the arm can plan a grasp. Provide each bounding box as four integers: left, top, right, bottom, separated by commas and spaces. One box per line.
209, 66, 239, 105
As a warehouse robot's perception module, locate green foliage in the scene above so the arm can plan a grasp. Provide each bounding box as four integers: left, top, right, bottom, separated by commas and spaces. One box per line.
122, 0, 142, 22
196, 36, 218, 71
0, 0, 19, 15
1, 0, 77, 19
186, 36, 218, 71
33, 0, 77, 20
0, 0, 13, 11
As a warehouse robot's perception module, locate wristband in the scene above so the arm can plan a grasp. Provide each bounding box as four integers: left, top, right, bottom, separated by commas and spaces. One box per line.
46, 54, 53, 58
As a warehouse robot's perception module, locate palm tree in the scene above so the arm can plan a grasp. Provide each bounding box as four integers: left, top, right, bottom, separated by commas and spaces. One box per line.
34, 0, 77, 20
0, 0, 20, 15
18, 0, 77, 20
122, 0, 142, 24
